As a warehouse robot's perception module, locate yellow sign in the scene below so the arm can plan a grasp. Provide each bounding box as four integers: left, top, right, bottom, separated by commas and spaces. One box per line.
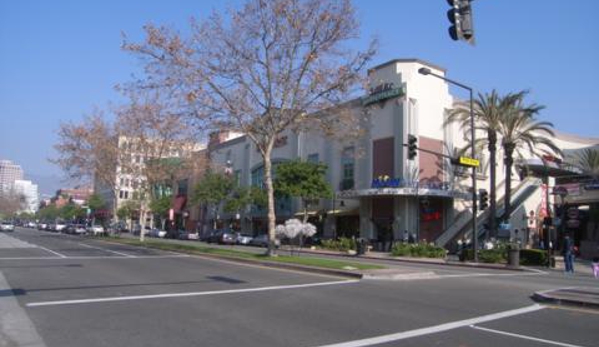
459, 156, 480, 167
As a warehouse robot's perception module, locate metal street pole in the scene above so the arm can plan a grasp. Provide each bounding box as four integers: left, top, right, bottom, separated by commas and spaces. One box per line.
418, 67, 478, 262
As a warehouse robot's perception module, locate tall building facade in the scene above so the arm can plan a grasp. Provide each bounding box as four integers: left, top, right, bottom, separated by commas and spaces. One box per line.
0, 160, 24, 191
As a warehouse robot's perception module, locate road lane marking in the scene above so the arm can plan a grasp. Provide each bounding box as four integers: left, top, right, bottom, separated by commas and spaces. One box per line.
470, 325, 588, 347
0, 255, 190, 260
78, 243, 136, 258
37, 246, 67, 258
312, 304, 544, 347
26, 279, 359, 307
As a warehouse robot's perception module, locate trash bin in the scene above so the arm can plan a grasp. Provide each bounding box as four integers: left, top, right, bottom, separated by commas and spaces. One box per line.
508, 245, 520, 267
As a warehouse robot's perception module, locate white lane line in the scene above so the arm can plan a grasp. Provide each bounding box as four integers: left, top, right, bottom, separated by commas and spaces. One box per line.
78, 243, 136, 258
37, 246, 67, 258
312, 304, 544, 347
471, 325, 589, 347
26, 279, 359, 307
0, 255, 190, 260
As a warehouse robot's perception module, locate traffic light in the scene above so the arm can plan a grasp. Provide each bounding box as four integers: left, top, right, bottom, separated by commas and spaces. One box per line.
407, 134, 418, 160
478, 189, 489, 210
447, 0, 475, 45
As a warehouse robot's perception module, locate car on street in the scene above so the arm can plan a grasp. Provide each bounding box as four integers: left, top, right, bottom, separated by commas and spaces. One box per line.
149, 228, 167, 238
0, 221, 15, 232
204, 230, 236, 244
37, 223, 48, 231
69, 224, 88, 235
87, 224, 106, 236
235, 232, 253, 245
249, 234, 280, 248
55, 223, 67, 232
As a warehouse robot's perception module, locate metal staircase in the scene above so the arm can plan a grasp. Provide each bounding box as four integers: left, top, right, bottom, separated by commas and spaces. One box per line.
436, 176, 541, 249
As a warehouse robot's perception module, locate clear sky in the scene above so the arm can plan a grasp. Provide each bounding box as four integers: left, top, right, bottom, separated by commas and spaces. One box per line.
1, 0, 598, 193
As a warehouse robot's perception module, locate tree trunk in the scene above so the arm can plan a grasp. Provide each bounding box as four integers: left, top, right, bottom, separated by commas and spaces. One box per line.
302, 199, 308, 223
488, 129, 497, 240
263, 146, 277, 256
503, 143, 516, 225
139, 207, 146, 242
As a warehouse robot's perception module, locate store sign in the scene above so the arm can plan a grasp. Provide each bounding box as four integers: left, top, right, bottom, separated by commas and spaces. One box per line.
584, 180, 599, 191
362, 83, 404, 106
458, 156, 480, 167
371, 176, 404, 188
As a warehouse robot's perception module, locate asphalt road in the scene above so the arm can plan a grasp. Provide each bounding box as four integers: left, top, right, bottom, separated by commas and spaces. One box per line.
1, 227, 598, 347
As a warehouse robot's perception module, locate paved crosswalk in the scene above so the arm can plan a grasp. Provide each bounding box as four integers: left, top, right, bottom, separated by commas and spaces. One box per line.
0, 232, 37, 248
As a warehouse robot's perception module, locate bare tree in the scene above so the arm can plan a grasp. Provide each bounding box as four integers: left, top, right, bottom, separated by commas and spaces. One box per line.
115, 89, 204, 241
52, 109, 122, 218
0, 190, 25, 218
123, 0, 376, 255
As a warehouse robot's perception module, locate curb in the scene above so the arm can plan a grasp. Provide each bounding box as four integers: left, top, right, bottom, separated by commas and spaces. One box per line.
532, 288, 599, 309
97, 238, 364, 279
295, 248, 527, 272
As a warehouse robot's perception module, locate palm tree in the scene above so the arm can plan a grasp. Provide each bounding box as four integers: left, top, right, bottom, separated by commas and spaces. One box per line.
498, 91, 562, 224
570, 148, 599, 179
446, 90, 513, 239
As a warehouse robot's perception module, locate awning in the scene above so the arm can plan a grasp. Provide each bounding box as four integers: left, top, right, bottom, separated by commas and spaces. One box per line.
293, 210, 320, 217
327, 208, 359, 216
173, 196, 187, 213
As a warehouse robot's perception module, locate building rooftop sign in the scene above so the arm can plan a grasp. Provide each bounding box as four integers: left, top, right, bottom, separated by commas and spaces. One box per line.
362, 83, 405, 106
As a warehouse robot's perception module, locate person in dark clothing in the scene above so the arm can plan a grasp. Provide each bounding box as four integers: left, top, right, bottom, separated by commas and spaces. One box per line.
562, 234, 575, 274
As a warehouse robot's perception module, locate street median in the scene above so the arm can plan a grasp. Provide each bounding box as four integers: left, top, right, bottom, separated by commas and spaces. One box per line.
100, 237, 384, 279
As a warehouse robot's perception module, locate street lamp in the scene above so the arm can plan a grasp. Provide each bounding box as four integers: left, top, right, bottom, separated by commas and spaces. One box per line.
418, 67, 478, 262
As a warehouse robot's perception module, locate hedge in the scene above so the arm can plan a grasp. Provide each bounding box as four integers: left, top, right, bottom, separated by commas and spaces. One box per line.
391, 242, 446, 258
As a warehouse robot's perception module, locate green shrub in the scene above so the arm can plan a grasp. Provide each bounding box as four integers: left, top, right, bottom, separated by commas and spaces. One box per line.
392, 242, 446, 258
519, 249, 548, 266
320, 237, 356, 251
478, 249, 507, 263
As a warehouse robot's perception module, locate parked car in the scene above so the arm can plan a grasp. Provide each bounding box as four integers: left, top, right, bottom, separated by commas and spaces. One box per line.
249, 234, 280, 248
149, 228, 167, 238
0, 221, 15, 232
132, 224, 151, 236
55, 223, 67, 232
38, 223, 48, 231
235, 233, 254, 245
71, 224, 87, 235
187, 232, 199, 240
26, 221, 37, 228
87, 224, 106, 236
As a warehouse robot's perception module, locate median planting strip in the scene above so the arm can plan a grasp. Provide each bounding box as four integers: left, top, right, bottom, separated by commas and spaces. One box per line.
101, 238, 384, 274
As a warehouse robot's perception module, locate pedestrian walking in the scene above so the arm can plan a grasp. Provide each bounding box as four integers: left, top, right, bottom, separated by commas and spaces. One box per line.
592, 257, 599, 279
403, 229, 409, 243
562, 234, 575, 274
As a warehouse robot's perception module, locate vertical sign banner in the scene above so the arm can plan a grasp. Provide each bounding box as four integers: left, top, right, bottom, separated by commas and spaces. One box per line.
169, 208, 174, 221
540, 184, 548, 218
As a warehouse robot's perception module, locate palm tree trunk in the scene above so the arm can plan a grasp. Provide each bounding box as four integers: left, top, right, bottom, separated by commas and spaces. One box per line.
488, 129, 497, 239
503, 143, 516, 224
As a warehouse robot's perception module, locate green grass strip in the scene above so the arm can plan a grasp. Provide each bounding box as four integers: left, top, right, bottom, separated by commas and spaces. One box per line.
104, 237, 383, 271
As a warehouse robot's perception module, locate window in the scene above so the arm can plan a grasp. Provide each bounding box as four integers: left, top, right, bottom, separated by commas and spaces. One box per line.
120, 178, 124, 186
251, 166, 264, 188
341, 147, 355, 190
178, 179, 189, 196
307, 153, 319, 163
119, 190, 124, 199
124, 191, 129, 199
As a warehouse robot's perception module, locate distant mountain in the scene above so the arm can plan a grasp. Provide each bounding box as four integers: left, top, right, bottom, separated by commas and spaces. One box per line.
25, 173, 77, 196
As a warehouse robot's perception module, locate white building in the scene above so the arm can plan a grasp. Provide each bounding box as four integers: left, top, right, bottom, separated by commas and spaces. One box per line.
12, 180, 39, 213
201, 58, 599, 254
0, 159, 24, 192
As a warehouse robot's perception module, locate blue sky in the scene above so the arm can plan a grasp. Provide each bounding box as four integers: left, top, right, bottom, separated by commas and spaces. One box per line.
1, 0, 598, 193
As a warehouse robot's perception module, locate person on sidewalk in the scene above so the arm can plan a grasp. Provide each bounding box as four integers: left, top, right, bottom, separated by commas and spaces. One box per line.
592, 257, 599, 279
562, 234, 575, 274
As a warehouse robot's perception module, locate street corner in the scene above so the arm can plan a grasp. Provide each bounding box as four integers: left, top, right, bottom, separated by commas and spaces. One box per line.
532, 286, 599, 309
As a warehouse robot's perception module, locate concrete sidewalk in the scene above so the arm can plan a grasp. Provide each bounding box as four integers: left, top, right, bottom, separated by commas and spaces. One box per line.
533, 286, 599, 309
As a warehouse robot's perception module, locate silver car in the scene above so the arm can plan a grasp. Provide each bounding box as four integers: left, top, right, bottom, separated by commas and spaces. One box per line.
0, 221, 15, 232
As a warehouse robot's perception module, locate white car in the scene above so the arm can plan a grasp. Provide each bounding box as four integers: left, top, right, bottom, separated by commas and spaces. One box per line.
87, 225, 106, 235
55, 223, 67, 232
0, 221, 15, 232
150, 228, 167, 238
